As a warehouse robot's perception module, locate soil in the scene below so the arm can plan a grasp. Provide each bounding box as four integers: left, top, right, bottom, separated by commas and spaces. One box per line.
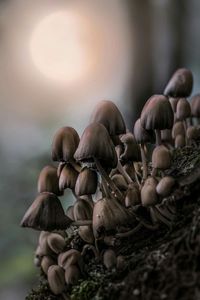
26, 145, 200, 300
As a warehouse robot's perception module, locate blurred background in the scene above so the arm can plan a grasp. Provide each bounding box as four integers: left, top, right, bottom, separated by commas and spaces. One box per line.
0, 0, 200, 298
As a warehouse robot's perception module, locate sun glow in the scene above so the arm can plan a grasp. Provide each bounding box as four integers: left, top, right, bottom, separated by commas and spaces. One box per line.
30, 12, 92, 82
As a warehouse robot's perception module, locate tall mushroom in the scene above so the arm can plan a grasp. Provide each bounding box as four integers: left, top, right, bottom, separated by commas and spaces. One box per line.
141, 95, 174, 146
134, 118, 155, 180
176, 98, 191, 144
190, 94, 200, 125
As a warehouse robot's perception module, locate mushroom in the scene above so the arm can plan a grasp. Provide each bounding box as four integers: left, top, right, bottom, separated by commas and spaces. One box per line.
134, 118, 155, 180
151, 145, 172, 177
111, 174, 128, 192
65, 265, 81, 285
190, 94, 200, 124
176, 98, 191, 143
75, 167, 98, 196
58, 249, 82, 270
37, 165, 63, 196
41, 256, 56, 274
141, 95, 174, 146
141, 177, 158, 207
78, 225, 94, 244
52, 126, 81, 172
175, 134, 186, 148
103, 249, 117, 270
156, 176, 176, 197
47, 233, 66, 254
186, 126, 200, 145
164, 68, 193, 98
20, 192, 72, 231
47, 265, 65, 295
125, 183, 140, 207
172, 121, 185, 139
90, 100, 126, 140
59, 164, 78, 192
74, 123, 122, 200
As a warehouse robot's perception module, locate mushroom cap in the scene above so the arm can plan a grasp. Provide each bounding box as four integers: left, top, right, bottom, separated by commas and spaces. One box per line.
78, 225, 94, 244
190, 94, 200, 117
176, 98, 191, 120
74, 123, 118, 168
119, 132, 141, 162
186, 126, 200, 140
47, 233, 65, 254
38, 165, 62, 196
47, 265, 65, 295
90, 100, 126, 136
141, 177, 158, 207
125, 184, 140, 207
164, 68, 193, 97
20, 192, 72, 231
172, 121, 185, 139
52, 126, 80, 162
175, 134, 186, 148
156, 176, 176, 197
65, 265, 81, 285
133, 118, 155, 144
141, 95, 174, 130
92, 197, 135, 238
58, 249, 82, 270
41, 256, 55, 274
103, 249, 117, 270
123, 163, 136, 181
73, 198, 93, 221
75, 167, 98, 196
152, 145, 172, 170
66, 205, 75, 220
59, 164, 78, 191
111, 174, 128, 191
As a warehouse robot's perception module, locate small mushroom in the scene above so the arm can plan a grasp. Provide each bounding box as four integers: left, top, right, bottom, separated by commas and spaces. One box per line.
103, 249, 117, 270
38, 165, 62, 196
140, 95, 174, 146
164, 68, 193, 97
141, 177, 158, 207
75, 167, 98, 196
190, 94, 200, 124
65, 265, 81, 285
20, 192, 72, 231
73, 198, 93, 221
125, 183, 140, 207
169, 97, 179, 113
59, 164, 78, 191
41, 256, 56, 274
186, 126, 200, 145
78, 225, 94, 244
90, 100, 126, 136
58, 249, 82, 270
134, 118, 155, 180
151, 145, 172, 177
47, 233, 65, 254
52, 126, 80, 162
111, 174, 128, 192
66, 205, 75, 220
156, 176, 176, 197
172, 121, 185, 139
47, 265, 65, 295
175, 134, 185, 148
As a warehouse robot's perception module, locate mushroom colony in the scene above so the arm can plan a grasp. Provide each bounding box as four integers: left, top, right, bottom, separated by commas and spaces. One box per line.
21, 68, 200, 296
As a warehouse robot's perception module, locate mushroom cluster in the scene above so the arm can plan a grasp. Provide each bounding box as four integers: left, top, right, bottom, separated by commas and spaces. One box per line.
21, 68, 200, 296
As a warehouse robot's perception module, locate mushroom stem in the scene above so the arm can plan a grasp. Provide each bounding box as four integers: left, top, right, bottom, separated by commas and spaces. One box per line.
115, 222, 143, 238
72, 220, 92, 226
183, 120, 188, 145
94, 157, 123, 200
133, 164, 141, 188
140, 144, 148, 181
101, 178, 112, 199
155, 129, 162, 145
117, 161, 133, 184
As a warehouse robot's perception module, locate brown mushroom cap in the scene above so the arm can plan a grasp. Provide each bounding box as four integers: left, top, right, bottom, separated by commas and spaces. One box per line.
75, 167, 98, 196
176, 98, 191, 120
20, 192, 72, 231
73, 198, 93, 221
74, 123, 118, 169
152, 145, 172, 170
156, 176, 176, 197
141, 95, 174, 130
190, 94, 200, 117
58, 249, 82, 270
186, 126, 200, 140
133, 118, 155, 144
103, 249, 117, 270
141, 177, 158, 207
52, 126, 80, 162
119, 132, 141, 162
175, 134, 185, 148
38, 165, 62, 196
47, 265, 65, 295
164, 68, 193, 97
169, 97, 179, 113
59, 164, 78, 191
111, 174, 128, 191
172, 121, 185, 138
125, 184, 140, 207
41, 256, 56, 274
65, 265, 81, 285
90, 100, 126, 136
47, 233, 65, 254
78, 225, 94, 244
